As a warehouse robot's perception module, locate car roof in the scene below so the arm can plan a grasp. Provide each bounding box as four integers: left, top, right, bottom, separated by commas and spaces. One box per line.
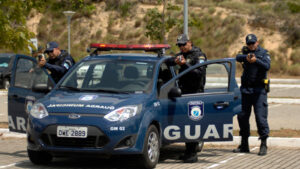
82, 53, 172, 62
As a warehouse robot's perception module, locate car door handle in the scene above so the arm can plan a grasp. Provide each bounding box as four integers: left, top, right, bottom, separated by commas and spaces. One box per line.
214, 101, 229, 109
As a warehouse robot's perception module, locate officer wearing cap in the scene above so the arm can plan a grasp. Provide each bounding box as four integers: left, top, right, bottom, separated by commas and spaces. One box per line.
167, 34, 207, 163
38, 41, 75, 83
233, 34, 271, 156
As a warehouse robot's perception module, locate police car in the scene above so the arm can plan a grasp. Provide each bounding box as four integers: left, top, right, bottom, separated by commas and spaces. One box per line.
8, 44, 241, 168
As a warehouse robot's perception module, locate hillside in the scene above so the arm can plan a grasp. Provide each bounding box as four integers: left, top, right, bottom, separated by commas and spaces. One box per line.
26, 0, 300, 76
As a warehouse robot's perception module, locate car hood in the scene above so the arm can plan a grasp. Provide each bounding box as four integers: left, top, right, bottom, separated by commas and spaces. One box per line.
41, 91, 150, 114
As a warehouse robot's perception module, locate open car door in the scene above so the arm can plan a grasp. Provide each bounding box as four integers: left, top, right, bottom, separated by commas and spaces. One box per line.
8, 55, 55, 133
159, 58, 241, 144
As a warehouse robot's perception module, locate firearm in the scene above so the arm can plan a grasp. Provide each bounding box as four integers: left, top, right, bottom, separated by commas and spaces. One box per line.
38, 54, 45, 61
179, 55, 182, 62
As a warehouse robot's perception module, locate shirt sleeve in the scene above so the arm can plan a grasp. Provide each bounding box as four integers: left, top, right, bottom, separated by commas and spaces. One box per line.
236, 46, 248, 62
255, 50, 271, 71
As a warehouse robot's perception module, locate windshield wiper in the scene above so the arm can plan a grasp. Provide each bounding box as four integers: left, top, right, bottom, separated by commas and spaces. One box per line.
59, 85, 82, 91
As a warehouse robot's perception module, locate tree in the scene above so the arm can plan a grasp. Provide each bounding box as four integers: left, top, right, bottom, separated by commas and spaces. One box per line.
144, 0, 180, 43
0, 0, 47, 52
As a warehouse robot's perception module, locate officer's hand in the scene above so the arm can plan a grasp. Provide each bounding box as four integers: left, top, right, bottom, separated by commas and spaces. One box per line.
175, 55, 186, 66
246, 54, 256, 63
38, 57, 46, 67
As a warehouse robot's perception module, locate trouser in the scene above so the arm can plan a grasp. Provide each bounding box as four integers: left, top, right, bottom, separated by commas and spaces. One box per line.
238, 92, 269, 139
185, 142, 198, 154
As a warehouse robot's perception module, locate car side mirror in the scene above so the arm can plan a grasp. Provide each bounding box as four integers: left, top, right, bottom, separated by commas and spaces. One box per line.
168, 87, 181, 100
32, 84, 52, 93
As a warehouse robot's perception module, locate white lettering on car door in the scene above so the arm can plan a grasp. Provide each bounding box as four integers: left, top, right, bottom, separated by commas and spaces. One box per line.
163, 125, 180, 140
203, 124, 220, 139
8, 115, 16, 130
223, 124, 233, 138
184, 125, 200, 139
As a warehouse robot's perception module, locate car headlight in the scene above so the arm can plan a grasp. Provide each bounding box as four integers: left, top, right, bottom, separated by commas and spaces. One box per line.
104, 105, 139, 122
30, 103, 48, 119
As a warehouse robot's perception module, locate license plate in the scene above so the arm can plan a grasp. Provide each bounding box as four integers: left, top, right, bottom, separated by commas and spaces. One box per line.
57, 126, 88, 138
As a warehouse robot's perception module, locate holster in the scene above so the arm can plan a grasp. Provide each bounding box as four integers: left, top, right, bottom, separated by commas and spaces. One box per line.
263, 79, 270, 93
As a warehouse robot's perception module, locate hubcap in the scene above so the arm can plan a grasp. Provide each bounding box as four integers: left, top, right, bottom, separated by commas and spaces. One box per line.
147, 131, 159, 163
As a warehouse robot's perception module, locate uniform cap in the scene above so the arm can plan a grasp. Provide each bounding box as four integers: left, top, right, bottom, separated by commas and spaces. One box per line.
176, 34, 189, 45
246, 34, 257, 45
45, 41, 59, 53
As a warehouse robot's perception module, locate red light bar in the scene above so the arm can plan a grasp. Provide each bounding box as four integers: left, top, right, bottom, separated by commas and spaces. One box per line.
90, 43, 170, 51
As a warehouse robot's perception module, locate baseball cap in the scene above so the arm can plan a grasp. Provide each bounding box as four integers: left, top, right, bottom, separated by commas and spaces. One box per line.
44, 41, 59, 53
176, 34, 189, 45
246, 34, 257, 45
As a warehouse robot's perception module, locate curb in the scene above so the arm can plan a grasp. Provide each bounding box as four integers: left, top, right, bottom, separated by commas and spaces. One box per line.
1, 128, 300, 148
207, 136, 300, 148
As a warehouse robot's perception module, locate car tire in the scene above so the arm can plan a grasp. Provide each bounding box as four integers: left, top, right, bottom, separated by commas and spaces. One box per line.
3, 78, 9, 90
27, 149, 52, 165
139, 125, 160, 169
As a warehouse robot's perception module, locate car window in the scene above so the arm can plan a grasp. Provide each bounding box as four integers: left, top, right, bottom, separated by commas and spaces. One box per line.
14, 58, 34, 88
176, 62, 229, 95
204, 63, 229, 92
0, 57, 10, 67
61, 60, 155, 93
157, 63, 172, 92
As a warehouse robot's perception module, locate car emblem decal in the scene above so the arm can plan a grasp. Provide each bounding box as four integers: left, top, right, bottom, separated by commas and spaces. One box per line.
188, 101, 204, 121
79, 95, 98, 101
68, 113, 81, 119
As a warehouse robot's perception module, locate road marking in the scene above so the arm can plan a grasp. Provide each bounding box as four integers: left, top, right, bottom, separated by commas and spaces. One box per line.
269, 104, 282, 109
206, 147, 259, 169
0, 161, 24, 169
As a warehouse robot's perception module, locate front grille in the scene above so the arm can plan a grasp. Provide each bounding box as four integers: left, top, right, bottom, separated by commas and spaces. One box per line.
40, 126, 109, 148
51, 135, 97, 147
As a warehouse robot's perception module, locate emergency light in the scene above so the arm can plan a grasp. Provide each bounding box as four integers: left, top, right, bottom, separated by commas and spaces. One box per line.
88, 43, 171, 57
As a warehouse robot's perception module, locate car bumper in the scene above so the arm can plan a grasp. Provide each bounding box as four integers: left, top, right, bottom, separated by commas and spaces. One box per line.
27, 115, 144, 156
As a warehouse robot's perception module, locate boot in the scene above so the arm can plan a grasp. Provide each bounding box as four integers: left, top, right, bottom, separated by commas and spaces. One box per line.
179, 153, 198, 163
233, 137, 249, 153
258, 138, 267, 156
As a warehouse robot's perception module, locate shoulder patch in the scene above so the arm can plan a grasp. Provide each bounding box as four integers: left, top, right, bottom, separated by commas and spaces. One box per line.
63, 62, 70, 69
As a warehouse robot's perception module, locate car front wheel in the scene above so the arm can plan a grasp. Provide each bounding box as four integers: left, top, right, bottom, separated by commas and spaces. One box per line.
27, 149, 52, 165
140, 125, 160, 169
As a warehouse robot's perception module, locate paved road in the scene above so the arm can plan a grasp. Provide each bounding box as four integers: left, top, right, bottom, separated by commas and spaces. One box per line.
0, 138, 300, 169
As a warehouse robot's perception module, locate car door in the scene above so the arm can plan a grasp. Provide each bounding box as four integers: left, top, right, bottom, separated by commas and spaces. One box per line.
8, 55, 55, 133
159, 58, 240, 143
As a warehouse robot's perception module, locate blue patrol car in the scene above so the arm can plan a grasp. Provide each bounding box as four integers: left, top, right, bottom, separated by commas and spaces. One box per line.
8, 44, 241, 168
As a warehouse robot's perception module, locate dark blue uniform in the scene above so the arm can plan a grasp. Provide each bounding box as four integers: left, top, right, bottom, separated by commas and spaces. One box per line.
167, 46, 207, 94
236, 45, 271, 140
166, 45, 207, 161
44, 50, 75, 83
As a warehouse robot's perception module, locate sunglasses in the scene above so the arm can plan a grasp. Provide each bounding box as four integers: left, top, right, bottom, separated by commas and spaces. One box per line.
247, 42, 255, 46
177, 43, 186, 47
46, 50, 54, 54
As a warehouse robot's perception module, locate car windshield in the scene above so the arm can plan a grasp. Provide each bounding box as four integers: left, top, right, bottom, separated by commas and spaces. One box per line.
0, 57, 10, 68
60, 59, 155, 94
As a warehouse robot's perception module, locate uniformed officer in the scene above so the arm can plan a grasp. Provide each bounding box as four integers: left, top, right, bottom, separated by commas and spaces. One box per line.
233, 34, 271, 156
167, 34, 207, 163
38, 41, 75, 83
